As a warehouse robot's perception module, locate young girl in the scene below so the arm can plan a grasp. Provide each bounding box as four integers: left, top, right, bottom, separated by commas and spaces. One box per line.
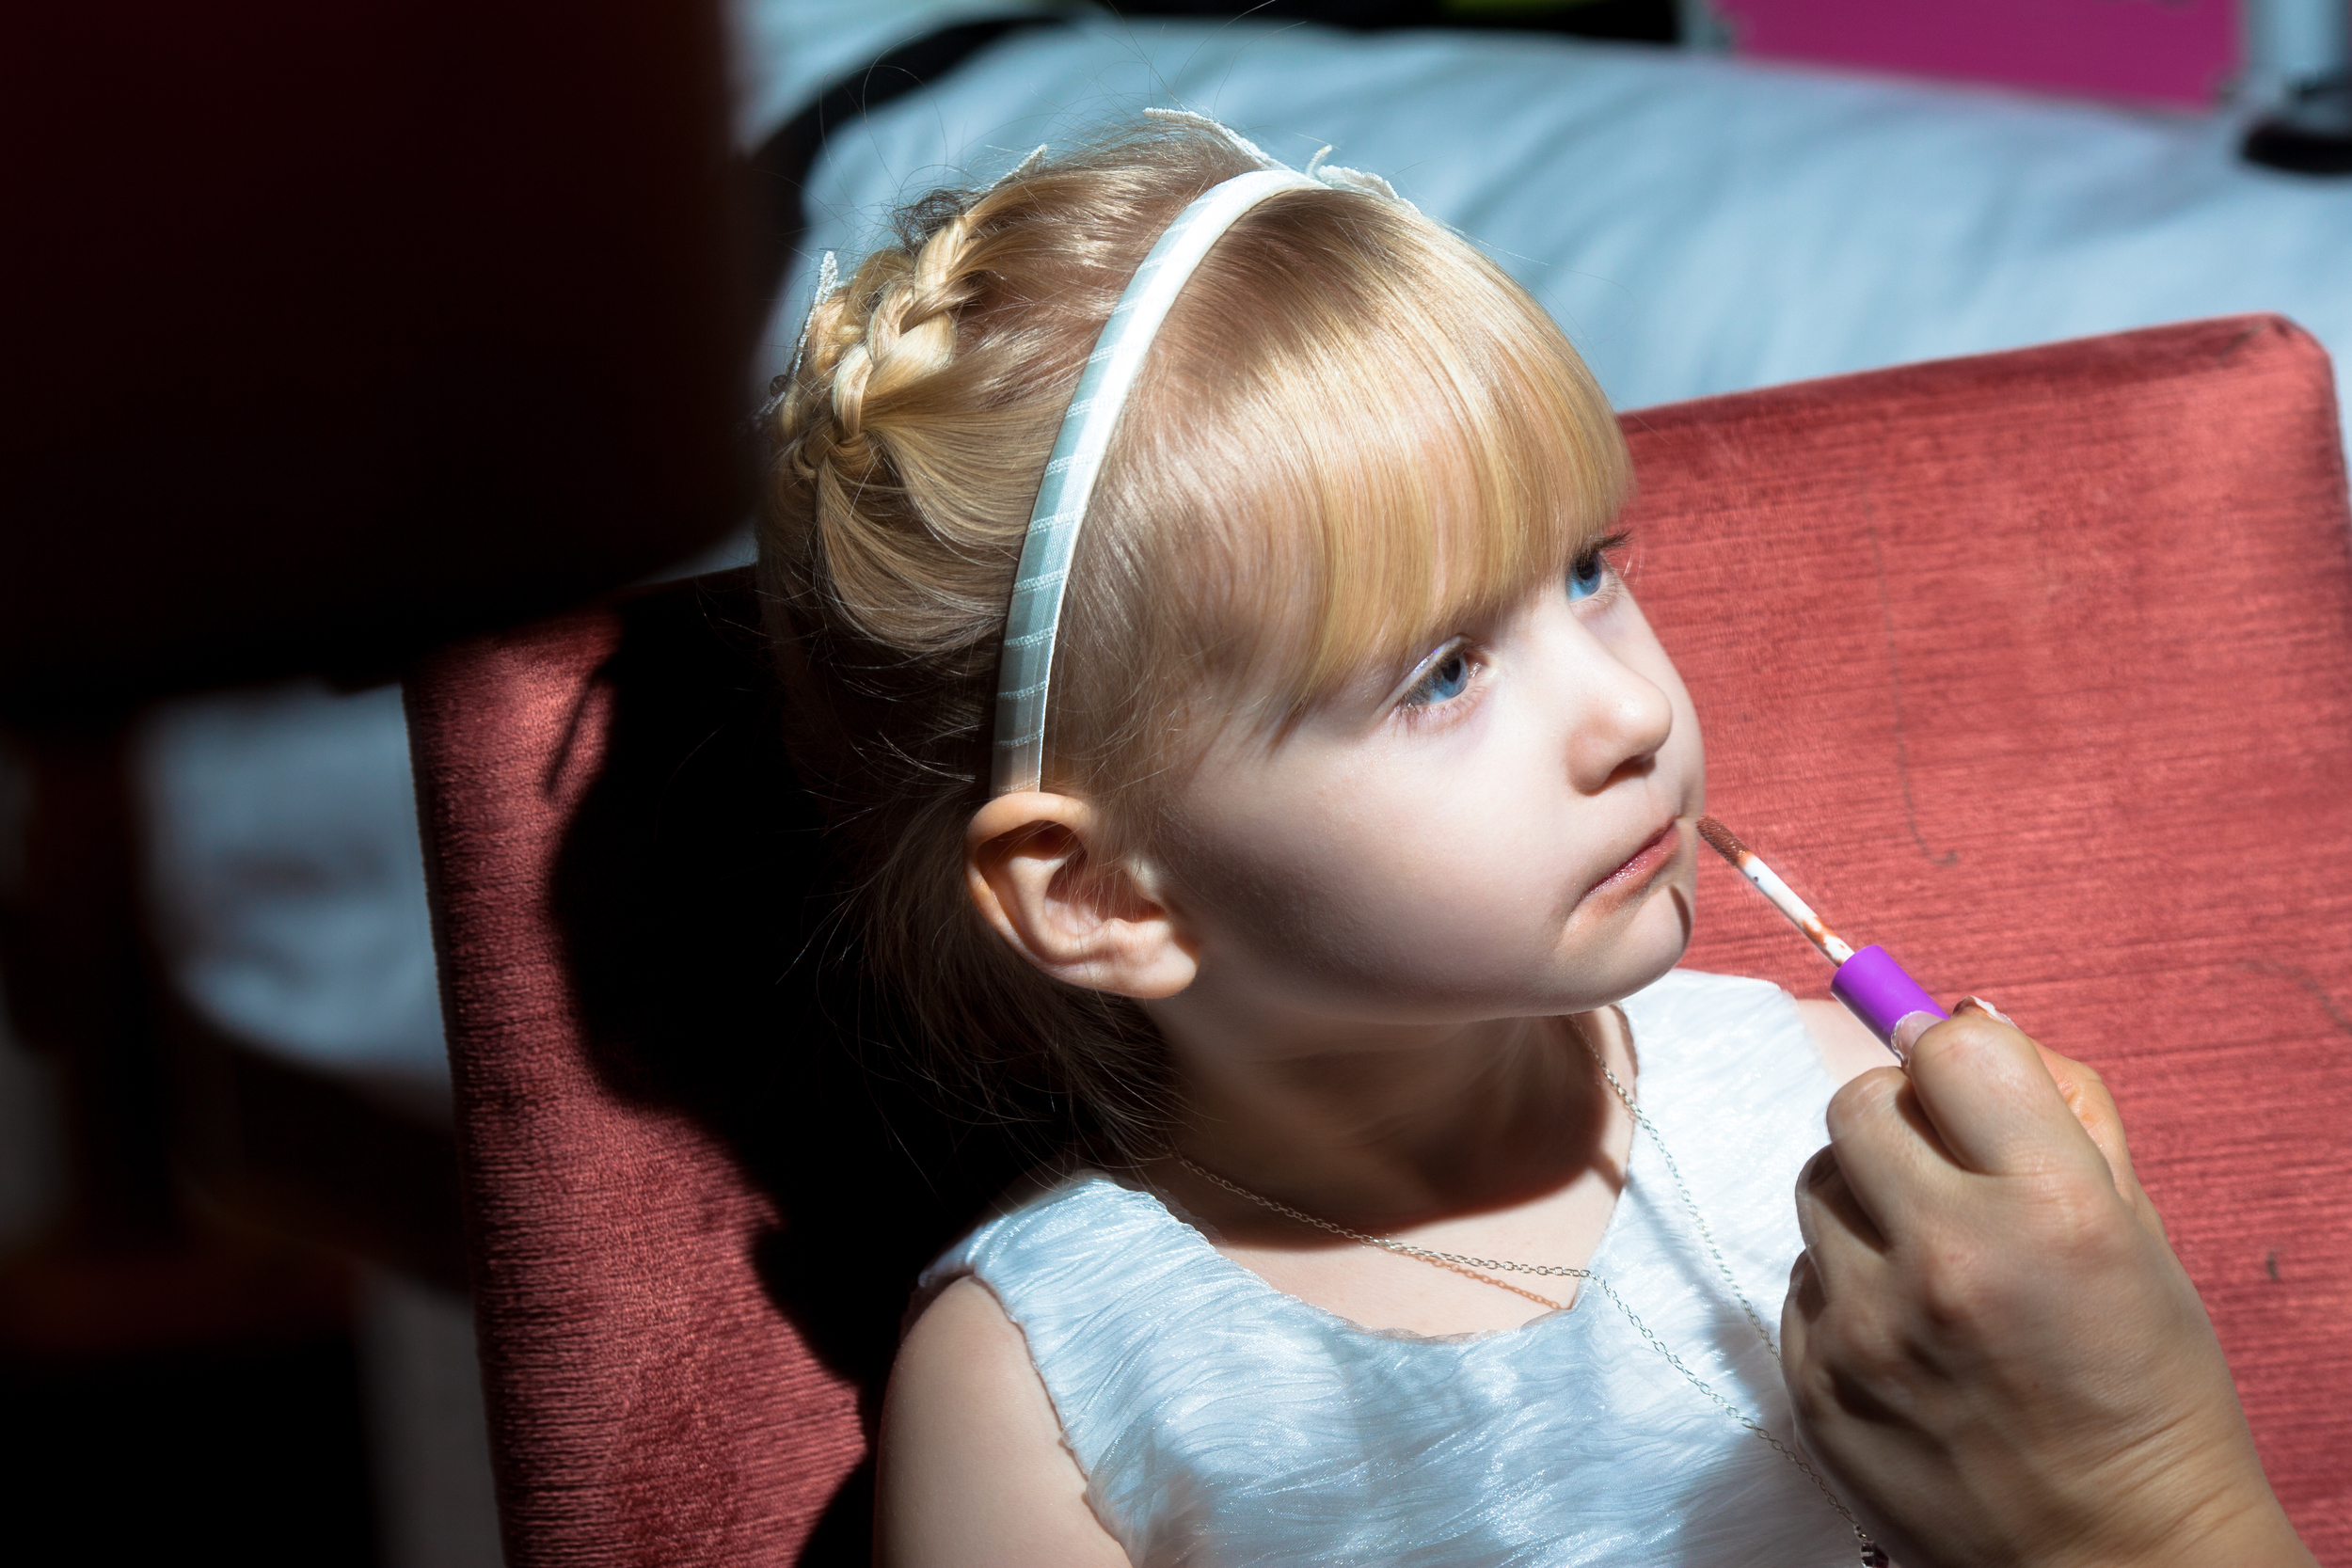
760, 115, 1906, 1567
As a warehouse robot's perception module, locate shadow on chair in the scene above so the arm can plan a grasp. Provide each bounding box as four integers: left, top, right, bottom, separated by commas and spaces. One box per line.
411, 316, 2352, 1566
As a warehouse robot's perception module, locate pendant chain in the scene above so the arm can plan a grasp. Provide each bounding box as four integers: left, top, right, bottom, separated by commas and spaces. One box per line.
1171, 1037, 1888, 1568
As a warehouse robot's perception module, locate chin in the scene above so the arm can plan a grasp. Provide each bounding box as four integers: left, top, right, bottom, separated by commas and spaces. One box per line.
1573, 879, 1695, 1009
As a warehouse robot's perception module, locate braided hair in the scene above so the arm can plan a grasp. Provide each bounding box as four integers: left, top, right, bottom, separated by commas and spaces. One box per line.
761, 134, 1259, 1156
758, 122, 1627, 1160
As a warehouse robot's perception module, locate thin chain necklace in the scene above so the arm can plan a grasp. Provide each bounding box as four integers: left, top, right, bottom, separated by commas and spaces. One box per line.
1171, 1033, 1889, 1568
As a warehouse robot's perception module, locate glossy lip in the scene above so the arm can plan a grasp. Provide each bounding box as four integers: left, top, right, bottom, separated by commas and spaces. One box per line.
1582, 819, 1681, 908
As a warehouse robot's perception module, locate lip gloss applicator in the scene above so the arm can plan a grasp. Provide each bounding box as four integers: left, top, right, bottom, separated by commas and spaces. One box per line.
1696, 816, 1948, 1059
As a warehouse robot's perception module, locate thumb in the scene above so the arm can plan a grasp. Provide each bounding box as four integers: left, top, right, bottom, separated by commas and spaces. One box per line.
1947, 998, 2159, 1232
2026, 1036, 2162, 1238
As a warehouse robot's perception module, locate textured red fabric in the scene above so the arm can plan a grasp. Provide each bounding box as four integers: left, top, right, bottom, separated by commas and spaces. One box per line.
406, 613, 867, 1568
408, 314, 2351, 1564
1646, 315, 2352, 1555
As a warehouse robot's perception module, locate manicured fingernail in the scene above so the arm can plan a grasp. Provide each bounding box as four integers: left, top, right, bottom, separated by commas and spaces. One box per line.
1888, 1009, 1938, 1063
1954, 994, 2016, 1027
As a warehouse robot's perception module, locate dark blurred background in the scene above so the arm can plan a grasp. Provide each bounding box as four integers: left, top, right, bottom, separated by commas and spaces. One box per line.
3, 0, 2346, 1561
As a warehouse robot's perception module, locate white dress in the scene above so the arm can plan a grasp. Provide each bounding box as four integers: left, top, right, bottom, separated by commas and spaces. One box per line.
916, 970, 1862, 1567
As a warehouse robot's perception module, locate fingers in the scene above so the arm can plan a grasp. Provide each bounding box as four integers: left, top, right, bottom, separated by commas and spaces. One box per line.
1780, 1254, 1820, 1377
1799, 999, 2168, 1306
1792, 1141, 1893, 1307
1944, 1002, 2153, 1217
1813, 1065, 1961, 1247
1794, 1142, 1887, 1256
2023, 1039, 2151, 1212
1889, 996, 2151, 1212
1901, 1011, 2114, 1180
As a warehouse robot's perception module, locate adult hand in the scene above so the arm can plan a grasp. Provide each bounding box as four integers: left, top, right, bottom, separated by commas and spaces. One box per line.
1782, 1006, 2315, 1568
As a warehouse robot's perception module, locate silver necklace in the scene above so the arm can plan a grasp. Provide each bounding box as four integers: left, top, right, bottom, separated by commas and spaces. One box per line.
1172, 1038, 1889, 1568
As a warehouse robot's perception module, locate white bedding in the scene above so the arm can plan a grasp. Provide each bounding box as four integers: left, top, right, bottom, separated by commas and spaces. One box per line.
778, 15, 2352, 439
145, 8, 2352, 1084
140, 682, 445, 1079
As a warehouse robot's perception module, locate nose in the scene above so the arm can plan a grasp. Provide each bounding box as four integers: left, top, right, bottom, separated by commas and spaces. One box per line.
1560, 624, 1675, 795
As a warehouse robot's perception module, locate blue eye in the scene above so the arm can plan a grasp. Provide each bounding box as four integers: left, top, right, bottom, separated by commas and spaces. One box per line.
1405, 645, 1472, 707
1566, 548, 1608, 602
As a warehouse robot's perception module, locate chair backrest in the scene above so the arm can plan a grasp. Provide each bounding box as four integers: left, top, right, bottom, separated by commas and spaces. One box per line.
406, 314, 2352, 1566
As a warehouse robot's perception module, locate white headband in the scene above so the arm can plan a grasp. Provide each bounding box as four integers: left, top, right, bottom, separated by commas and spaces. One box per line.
985, 111, 1409, 796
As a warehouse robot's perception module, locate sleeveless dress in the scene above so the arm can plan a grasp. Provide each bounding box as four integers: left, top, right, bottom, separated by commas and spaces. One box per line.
915, 970, 1860, 1567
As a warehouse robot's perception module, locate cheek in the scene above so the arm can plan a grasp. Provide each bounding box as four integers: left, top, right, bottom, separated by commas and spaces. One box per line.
1168, 759, 1576, 1007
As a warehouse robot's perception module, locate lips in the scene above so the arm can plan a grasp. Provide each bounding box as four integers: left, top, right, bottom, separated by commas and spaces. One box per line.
1589, 819, 1679, 900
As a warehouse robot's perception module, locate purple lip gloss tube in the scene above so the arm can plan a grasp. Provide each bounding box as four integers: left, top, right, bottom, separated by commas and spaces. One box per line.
1832, 945, 1948, 1060
1697, 817, 1960, 1063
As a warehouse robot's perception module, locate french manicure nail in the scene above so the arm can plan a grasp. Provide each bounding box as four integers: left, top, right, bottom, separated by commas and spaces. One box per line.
1954, 994, 2016, 1027
1888, 1009, 1938, 1064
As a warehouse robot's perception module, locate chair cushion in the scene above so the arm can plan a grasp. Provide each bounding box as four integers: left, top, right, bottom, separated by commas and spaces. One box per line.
406, 313, 2351, 1564
1653, 313, 2352, 1549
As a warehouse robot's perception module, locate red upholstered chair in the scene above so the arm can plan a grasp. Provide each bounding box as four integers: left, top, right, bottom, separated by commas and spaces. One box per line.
406, 314, 2352, 1566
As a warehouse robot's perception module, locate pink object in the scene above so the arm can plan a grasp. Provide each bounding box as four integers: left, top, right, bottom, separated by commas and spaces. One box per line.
1716, 0, 2243, 108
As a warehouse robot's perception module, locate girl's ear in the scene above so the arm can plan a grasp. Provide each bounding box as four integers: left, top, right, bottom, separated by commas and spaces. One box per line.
965, 792, 1199, 999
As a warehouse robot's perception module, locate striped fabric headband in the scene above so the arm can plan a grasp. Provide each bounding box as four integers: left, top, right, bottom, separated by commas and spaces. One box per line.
981, 110, 1410, 796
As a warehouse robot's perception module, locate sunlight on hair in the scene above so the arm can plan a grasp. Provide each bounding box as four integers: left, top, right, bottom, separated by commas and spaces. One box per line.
758, 119, 1627, 1158
1081, 188, 1628, 745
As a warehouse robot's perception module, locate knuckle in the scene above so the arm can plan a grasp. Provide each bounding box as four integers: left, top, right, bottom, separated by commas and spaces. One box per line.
1911, 1241, 1999, 1332
2028, 1174, 2133, 1265
1907, 1178, 2134, 1330
1822, 1068, 1901, 1139
1803, 1290, 1910, 1383
1786, 1350, 1839, 1426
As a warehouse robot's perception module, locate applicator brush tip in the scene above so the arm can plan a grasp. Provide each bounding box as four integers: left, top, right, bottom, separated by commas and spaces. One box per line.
1693, 815, 1858, 967
1696, 816, 1748, 864
1695, 814, 1949, 1054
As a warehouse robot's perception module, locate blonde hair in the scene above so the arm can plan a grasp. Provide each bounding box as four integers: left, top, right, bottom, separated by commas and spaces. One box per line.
758, 124, 1628, 1158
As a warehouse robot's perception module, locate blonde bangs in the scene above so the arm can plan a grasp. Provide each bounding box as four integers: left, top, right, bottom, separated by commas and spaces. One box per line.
1255, 245, 1628, 709
1073, 193, 1629, 758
